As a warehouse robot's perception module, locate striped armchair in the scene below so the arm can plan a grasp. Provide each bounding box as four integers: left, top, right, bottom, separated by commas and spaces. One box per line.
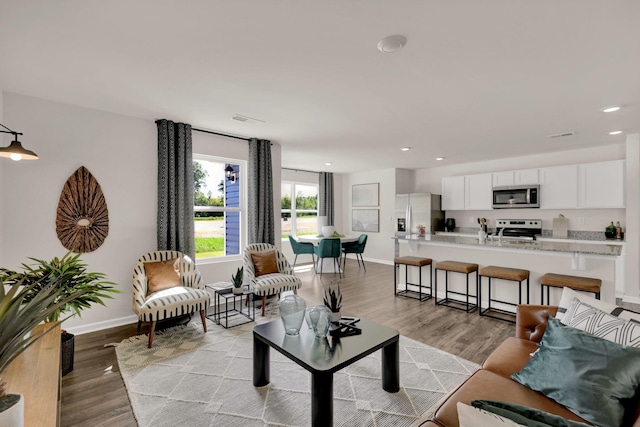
132, 251, 210, 348
244, 243, 302, 316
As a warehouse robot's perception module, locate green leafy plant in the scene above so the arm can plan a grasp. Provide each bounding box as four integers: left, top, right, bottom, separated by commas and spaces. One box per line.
0, 252, 119, 323
0, 274, 90, 401
323, 284, 342, 313
231, 266, 243, 289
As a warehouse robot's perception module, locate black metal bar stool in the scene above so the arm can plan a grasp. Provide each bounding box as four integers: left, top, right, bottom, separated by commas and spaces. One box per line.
394, 256, 433, 301
434, 261, 479, 312
478, 266, 530, 323
540, 273, 602, 305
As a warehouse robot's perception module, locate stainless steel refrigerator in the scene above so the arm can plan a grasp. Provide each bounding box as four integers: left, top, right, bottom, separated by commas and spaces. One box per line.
395, 193, 444, 237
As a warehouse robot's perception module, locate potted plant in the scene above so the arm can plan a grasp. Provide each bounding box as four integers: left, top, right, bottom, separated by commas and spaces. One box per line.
323, 284, 342, 323
1, 274, 89, 426
0, 252, 119, 376
231, 266, 244, 295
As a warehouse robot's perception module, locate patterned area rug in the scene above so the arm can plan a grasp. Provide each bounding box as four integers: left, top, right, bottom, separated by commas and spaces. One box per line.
115, 317, 478, 427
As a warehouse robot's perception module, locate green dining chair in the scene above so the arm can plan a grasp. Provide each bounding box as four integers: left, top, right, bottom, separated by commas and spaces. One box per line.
342, 234, 368, 272
288, 235, 316, 268
313, 238, 342, 277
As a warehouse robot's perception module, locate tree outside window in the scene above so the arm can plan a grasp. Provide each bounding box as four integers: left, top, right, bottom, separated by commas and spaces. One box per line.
281, 182, 318, 238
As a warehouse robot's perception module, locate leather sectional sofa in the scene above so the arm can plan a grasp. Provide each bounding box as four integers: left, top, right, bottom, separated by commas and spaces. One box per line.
419, 304, 640, 427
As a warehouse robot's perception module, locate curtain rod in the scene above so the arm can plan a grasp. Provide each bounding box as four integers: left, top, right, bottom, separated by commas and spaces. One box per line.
282, 167, 321, 174
192, 127, 251, 142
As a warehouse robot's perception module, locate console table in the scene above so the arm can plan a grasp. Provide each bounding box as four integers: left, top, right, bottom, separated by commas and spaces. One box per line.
3, 322, 62, 427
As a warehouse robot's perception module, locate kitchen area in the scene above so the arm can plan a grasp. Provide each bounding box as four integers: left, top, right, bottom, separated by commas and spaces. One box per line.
393, 159, 627, 311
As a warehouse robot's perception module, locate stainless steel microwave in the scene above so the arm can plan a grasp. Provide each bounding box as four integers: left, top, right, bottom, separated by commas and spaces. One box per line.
492, 185, 540, 209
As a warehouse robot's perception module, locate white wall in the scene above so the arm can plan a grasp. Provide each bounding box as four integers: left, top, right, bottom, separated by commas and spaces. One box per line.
0, 88, 4, 265
1, 92, 283, 334
625, 134, 640, 302
341, 168, 397, 264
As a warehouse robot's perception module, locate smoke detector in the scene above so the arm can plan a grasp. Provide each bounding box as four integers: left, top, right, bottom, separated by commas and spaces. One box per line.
377, 35, 407, 53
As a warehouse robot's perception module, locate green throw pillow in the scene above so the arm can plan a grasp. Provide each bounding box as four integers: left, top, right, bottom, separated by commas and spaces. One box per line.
511, 317, 640, 427
471, 400, 590, 427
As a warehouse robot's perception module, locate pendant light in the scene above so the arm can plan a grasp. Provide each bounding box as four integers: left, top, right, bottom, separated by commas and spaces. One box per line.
0, 123, 39, 161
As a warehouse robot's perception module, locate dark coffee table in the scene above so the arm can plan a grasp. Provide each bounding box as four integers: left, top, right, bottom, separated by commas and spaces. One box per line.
253, 318, 400, 426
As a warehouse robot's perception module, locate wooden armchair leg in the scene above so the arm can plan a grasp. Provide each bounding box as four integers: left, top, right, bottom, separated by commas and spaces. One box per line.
200, 310, 208, 332
261, 296, 267, 316
148, 320, 157, 348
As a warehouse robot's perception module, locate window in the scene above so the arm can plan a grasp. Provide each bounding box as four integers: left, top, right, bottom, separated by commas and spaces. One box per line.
193, 155, 244, 260
281, 182, 318, 238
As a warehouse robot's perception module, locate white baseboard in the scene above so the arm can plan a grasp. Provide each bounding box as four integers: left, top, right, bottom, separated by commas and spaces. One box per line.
622, 294, 640, 305
67, 314, 138, 336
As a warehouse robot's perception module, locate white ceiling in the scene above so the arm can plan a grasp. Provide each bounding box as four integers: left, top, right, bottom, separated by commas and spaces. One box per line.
1, 0, 638, 174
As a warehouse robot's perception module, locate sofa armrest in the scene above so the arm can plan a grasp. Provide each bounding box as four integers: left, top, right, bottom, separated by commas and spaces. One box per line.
515, 305, 558, 343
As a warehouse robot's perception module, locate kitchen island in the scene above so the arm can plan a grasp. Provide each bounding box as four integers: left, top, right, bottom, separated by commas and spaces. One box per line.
393, 234, 624, 309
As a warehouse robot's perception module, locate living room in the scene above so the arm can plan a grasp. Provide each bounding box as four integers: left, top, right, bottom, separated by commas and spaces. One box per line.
1, 1, 640, 426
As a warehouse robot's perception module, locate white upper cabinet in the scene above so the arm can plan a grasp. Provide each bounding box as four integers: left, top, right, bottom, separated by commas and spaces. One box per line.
579, 160, 625, 208
442, 176, 465, 211
492, 169, 539, 187
540, 165, 579, 209
465, 173, 493, 210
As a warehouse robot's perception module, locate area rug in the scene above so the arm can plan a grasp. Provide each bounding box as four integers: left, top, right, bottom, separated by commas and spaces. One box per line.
115, 318, 478, 427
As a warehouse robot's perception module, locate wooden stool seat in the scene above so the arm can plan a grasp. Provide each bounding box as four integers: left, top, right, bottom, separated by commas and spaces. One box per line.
394, 256, 433, 267
435, 260, 478, 274
479, 266, 530, 323
394, 256, 433, 301
435, 260, 479, 312
479, 266, 530, 282
540, 273, 602, 304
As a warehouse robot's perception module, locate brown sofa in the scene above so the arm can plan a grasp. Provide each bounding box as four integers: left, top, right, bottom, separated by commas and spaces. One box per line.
420, 305, 640, 427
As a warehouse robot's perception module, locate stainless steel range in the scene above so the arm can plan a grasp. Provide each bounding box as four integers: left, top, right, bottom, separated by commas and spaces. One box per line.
495, 219, 542, 240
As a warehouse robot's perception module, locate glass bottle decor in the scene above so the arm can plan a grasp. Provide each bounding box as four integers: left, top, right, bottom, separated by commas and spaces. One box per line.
308, 305, 332, 338
279, 294, 306, 335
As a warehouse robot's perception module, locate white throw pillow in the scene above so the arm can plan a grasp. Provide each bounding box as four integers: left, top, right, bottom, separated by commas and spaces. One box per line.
457, 402, 525, 427
562, 298, 640, 347
556, 287, 616, 322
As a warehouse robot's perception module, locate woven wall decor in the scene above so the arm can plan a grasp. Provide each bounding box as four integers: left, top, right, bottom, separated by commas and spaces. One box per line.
56, 166, 109, 253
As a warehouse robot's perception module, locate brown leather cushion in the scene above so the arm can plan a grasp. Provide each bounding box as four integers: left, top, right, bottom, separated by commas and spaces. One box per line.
435, 261, 478, 274
432, 370, 590, 427
482, 337, 540, 378
480, 266, 529, 282
540, 273, 602, 293
144, 258, 180, 295
394, 256, 432, 267
251, 250, 279, 276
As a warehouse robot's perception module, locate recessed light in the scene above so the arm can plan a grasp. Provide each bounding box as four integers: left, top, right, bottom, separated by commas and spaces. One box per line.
325, 162, 332, 166
436, 157, 445, 161
601, 106, 621, 113
401, 147, 411, 151
377, 35, 407, 54
609, 130, 623, 135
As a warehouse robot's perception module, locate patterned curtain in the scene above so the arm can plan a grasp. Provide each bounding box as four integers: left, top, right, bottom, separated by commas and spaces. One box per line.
248, 138, 274, 244
319, 172, 334, 226
156, 119, 195, 259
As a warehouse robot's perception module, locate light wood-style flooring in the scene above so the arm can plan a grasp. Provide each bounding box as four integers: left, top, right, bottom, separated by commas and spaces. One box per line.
61, 258, 516, 426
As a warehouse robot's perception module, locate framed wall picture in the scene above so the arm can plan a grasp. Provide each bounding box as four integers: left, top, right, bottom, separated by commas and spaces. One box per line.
352, 209, 379, 232
352, 183, 379, 207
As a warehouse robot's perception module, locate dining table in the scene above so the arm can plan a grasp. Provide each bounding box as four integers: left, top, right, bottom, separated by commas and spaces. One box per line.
298, 235, 358, 273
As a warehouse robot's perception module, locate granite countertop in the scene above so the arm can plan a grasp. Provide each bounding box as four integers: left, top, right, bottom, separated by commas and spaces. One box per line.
393, 234, 623, 256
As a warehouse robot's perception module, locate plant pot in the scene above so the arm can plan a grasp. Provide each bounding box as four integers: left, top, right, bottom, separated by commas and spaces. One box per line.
61, 331, 74, 377
0, 393, 24, 427
232, 286, 243, 295
322, 226, 335, 237
331, 311, 341, 323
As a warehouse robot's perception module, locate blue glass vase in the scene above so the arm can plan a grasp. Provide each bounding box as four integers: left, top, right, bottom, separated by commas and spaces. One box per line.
279, 295, 306, 335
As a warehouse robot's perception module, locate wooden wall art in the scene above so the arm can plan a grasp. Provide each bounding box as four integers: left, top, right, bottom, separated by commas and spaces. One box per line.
56, 166, 109, 253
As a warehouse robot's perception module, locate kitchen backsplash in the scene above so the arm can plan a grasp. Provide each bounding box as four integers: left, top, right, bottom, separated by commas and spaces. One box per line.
452, 227, 622, 241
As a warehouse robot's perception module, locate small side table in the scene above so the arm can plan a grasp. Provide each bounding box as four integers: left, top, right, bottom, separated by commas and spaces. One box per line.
206, 283, 255, 328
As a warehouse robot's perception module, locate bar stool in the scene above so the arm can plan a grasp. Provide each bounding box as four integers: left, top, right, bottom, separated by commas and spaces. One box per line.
434, 261, 479, 312
394, 256, 433, 301
540, 273, 602, 305
478, 266, 530, 323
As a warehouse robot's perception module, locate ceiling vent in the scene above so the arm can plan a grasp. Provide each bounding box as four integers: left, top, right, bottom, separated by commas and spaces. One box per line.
548, 131, 577, 139
232, 114, 265, 124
